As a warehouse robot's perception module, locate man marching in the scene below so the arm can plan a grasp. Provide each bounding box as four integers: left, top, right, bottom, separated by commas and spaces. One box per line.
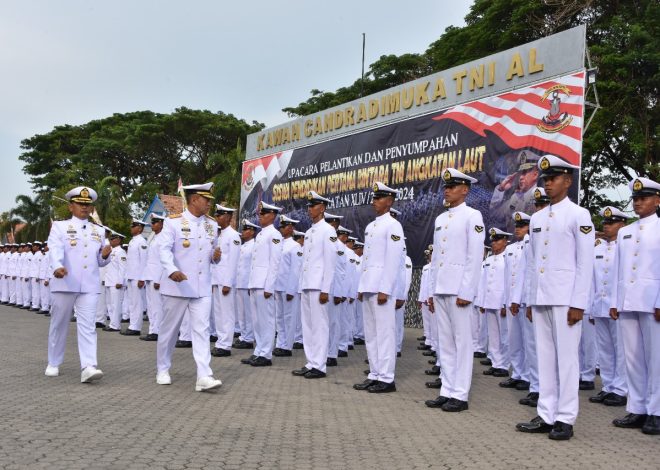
44, 186, 112, 383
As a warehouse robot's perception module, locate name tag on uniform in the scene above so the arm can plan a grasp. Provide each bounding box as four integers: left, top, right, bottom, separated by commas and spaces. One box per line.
533, 228, 542, 233
596, 255, 604, 259
435, 227, 441, 231
623, 234, 632, 240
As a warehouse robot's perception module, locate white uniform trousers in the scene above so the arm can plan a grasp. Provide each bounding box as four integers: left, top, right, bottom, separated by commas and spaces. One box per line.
327, 301, 342, 358
339, 300, 354, 351
427, 304, 438, 352
579, 319, 597, 381
8, 277, 17, 304
594, 317, 627, 396
507, 310, 528, 380
486, 310, 508, 370
619, 311, 660, 416
31, 279, 40, 309
522, 309, 539, 393
533, 305, 581, 425
249, 288, 275, 359
106, 286, 124, 329
126, 280, 144, 332
274, 292, 290, 350
41, 283, 51, 311
236, 289, 254, 343
421, 302, 431, 345
14, 278, 23, 305
471, 305, 488, 354
121, 286, 129, 320
212, 286, 236, 350
145, 281, 163, 335
301, 290, 329, 373
179, 309, 192, 341
435, 295, 473, 401
395, 306, 405, 353
0, 277, 7, 302
48, 292, 99, 369
95, 284, 107, 324
21, 278, 31, 307
353, 301, 364, 340
293, 296, 303, 344
157, 295, 213, 378
362, 293, 397, 383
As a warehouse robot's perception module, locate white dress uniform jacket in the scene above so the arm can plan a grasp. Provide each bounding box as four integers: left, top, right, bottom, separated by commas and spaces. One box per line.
48, 218, 110, 293
143, 233, 164, 283
247, 224, 283, 292
158, 210, 219, 298
274, 238, 303, 296
300, 220, 337, 293
358, 213, 405, 295
236, 239, 254, 290
212, 226, 241, 288
126, 233, 147, 281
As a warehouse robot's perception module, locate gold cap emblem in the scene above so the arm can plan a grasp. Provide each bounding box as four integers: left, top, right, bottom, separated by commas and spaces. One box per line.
633, 179, 643, 191
80, 188, 90, 199
307, 192, 313, 200
373, 183, 379, 192
489, 228, 497, 236
540, 157, 550, 170
534, 188, 542, 200
604, 207, 612, 218
514, 213, 522, 222
443, 170, 452, 181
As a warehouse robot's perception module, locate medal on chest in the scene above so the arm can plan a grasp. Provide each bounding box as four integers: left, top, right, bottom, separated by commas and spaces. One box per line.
67, 224, 78, 246
181, 218, 191, 248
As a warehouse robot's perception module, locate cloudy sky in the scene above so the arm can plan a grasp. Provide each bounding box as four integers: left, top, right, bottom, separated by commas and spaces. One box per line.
0, 0, 475, 213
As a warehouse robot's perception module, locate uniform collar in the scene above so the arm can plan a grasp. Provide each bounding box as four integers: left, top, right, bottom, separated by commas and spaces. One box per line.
639, 213, 658, 225
183, 209, 203, 223
70, 216, 88, 227
447, 202, 467, 212
376, 212, 392, 221
548, 195, 570, 210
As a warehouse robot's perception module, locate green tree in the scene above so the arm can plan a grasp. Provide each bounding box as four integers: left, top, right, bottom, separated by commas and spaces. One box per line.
12, 194, 51, 242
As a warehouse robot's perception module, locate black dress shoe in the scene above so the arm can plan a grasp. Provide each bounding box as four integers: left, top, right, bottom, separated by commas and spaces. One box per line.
642, 415, 660, 435
425, 378, 442, 389
428, 359, 436, 365
516, 416, 553, 433
175, 340, 192, 348
416, 336, 426, 341
326, 358, 338, 367
250, 356, 273, 367
95, 322, 106, 328
589, 390, 608, 403
304, 368, 326, 379
422, 350, 436, 357
363, 369, 371, 375
103, 326, 120, 332
441, 398, 468, 412
483, 367, 496, 376
492, 368, 509, 377
603, 393, 627, 407
473, 351, 487, 358
337, 350, 348, 358
364, 359, 369, 364
272, 348, 292, 357
425, 395, 450, 408
519, 392, 539, 407
549, 421, 574, 440
44, 313, 51, 317
579, 380, 595, 390
233, 340, 254, 349
354, 379, 378, 390
241, 355, 257, 364
211, 347, 231, 357
292, 367, 310, 376
397, 352, 402, 358
515, 380, 530, 391
417, 344, 431, 350
70, 316, 77, 322
425, 365, 441, 375
121, 318, 129, 323
480, 358, 492, 366
613, 413, 647, 428
233, 331, 241, 338
368, 381, 396, 393
353, 338, 365, 345
347, 345, 354, 350
292, 342, 304, 349
121, 329, 141, 336
499, 378, 520, 388
140, 333, 158, 341
209, 335, 218, 343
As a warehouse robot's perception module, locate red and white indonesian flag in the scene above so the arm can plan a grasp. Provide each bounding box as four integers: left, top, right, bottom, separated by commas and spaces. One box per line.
434, 71, 585, 165
240, 149, 293, 206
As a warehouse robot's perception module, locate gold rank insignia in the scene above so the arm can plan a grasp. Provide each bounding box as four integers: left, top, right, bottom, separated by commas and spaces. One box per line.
580, 226, 593, 234
330, 236, 337, 242
475, 225, 484, 233
233, 240, 240, 245
391, 234, 401, 241
539, 157, 550, 170
442, 169, 451, 181
633, 179, 643, 191
534, 188, 542, 200
169, 213, 181, 218
272, 238, 280, 244
514, 213, 522, 222
604, 207, 613, 218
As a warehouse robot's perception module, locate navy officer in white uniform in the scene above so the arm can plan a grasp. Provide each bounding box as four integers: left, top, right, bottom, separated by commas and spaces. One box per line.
516, 155, 594, 440
353, 182, 405, 393
292, 191, 338, 379
610, 177, 660, 435
425, 168, 484, 412
156, 183, 222, 392
45, 186, 112, 383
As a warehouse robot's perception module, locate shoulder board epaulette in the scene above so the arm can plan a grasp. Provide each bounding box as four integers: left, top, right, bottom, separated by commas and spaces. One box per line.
169, 213, 182, 219
90, 221, 103, 227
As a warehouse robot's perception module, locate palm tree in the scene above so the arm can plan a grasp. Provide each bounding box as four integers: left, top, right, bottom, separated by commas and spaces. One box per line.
0, 210, 22, 243
12, 194, 51, 242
